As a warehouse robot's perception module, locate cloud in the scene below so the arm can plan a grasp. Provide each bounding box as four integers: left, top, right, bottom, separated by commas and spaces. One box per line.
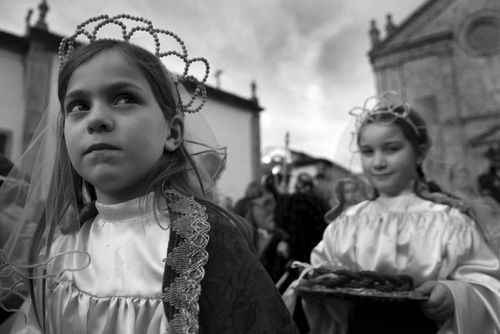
279, 0, 345, 35
317, 25, 371, 85
0, 0, 427, 169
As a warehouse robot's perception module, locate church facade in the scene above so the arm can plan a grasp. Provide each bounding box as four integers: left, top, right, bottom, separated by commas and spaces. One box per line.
368, 0, 500, 187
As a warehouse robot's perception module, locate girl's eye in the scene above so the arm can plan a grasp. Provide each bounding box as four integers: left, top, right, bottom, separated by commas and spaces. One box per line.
359, 148, 374, 156
66, 102, 88, 114
384, 145, 401, 153
115, 95, 136, 105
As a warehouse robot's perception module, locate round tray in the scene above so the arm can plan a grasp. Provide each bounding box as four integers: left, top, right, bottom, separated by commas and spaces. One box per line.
296, 283, 428, 303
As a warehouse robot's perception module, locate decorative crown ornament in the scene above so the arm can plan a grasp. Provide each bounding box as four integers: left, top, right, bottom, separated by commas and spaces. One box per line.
58, 14, 209, 113
348, 91, 420, 136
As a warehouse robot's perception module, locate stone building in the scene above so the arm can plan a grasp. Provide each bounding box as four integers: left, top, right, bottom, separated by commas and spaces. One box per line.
0, 1, 263, 201
368, 0, 500, 186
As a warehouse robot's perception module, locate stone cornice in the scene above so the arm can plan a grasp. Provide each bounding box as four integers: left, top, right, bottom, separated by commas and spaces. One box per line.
369, 31, 454, 69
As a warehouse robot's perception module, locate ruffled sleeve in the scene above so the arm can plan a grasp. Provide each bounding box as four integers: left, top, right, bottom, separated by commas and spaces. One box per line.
441, 209, 500, 333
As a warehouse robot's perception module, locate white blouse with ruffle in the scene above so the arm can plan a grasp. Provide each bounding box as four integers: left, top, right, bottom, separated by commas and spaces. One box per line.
29, 194, 171, 334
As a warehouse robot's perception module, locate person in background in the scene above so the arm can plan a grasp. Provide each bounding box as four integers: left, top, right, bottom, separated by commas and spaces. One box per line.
0, 154, 13, 187
270, 172, 328, 333
478, 142, 500, 204
449, 163, 500, 256
233, 180, 264, 217
274, 173, 328, 271
0, 153, 17, 325
221, 196, 234, 212
324, 177, 367, 222
246, 188, 277, 255
232, 180, 270, 253
294, 172, 315, 194
449, 163, 480, 199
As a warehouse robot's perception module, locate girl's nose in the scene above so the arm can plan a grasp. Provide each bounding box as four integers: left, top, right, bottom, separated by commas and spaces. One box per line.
373, 152, 387, 169
87, 105, 114, 134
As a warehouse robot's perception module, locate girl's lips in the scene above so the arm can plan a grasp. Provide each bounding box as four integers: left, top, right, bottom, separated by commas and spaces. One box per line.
372, 173, 393, 178
84, 143, 119, 155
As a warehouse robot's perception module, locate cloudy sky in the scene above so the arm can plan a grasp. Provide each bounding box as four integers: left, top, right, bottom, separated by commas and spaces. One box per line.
0, 0, 426, 170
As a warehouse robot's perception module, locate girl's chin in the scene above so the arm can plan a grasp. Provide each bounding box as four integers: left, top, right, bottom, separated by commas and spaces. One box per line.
94, 191, 146, 204
94, 184, 149, 204
377, 186, 412, 197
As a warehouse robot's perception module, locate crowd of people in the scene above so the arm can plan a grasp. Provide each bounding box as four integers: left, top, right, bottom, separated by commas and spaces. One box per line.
0, 12, 500, 334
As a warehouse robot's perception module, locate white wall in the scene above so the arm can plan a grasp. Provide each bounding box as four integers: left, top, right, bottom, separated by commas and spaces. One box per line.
200, 99, 254, 202
0, 48, 26, 160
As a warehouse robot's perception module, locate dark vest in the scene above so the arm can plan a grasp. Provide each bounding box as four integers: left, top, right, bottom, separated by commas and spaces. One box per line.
162, 191, 299, 333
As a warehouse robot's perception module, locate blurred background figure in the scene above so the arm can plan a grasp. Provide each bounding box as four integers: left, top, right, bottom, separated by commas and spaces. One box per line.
449, 163, 480, 200
233, 181, 264, 218
294, 172, 315, 194
449, 163, 500, 256
247, 190, 277, 255
324, 177, 368, 222
0, 153, 15, 247
294, 172, 331, 214
234, 178, 278, 255
0, 154, 13, 187
221, 196, 234, 212
478, 142, 500, 205
258, 172, 327, 333
260, 173, 327, 284
279, 173, 328, 267
0, 153, 20, 325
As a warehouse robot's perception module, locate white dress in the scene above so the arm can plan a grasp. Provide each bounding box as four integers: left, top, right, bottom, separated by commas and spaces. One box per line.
304, 191, 500, 334
5, 193, 171, 334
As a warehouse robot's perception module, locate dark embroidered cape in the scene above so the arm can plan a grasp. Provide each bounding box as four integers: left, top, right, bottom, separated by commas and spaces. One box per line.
162, 191, 299, 334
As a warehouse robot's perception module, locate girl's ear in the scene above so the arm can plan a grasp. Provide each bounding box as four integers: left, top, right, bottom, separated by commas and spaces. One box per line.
164, 115, 184, 152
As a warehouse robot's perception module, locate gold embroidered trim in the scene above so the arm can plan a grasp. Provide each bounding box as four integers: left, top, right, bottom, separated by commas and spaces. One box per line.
162, 190, 210, 334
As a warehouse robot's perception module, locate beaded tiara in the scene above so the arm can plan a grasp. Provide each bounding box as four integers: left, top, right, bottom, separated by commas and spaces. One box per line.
58, 14, 209, 113
348, 91, 421, 137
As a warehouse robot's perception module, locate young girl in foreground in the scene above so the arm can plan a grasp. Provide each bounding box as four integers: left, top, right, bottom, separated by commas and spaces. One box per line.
0, 15, 298, 334
302, 100, 500, 333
